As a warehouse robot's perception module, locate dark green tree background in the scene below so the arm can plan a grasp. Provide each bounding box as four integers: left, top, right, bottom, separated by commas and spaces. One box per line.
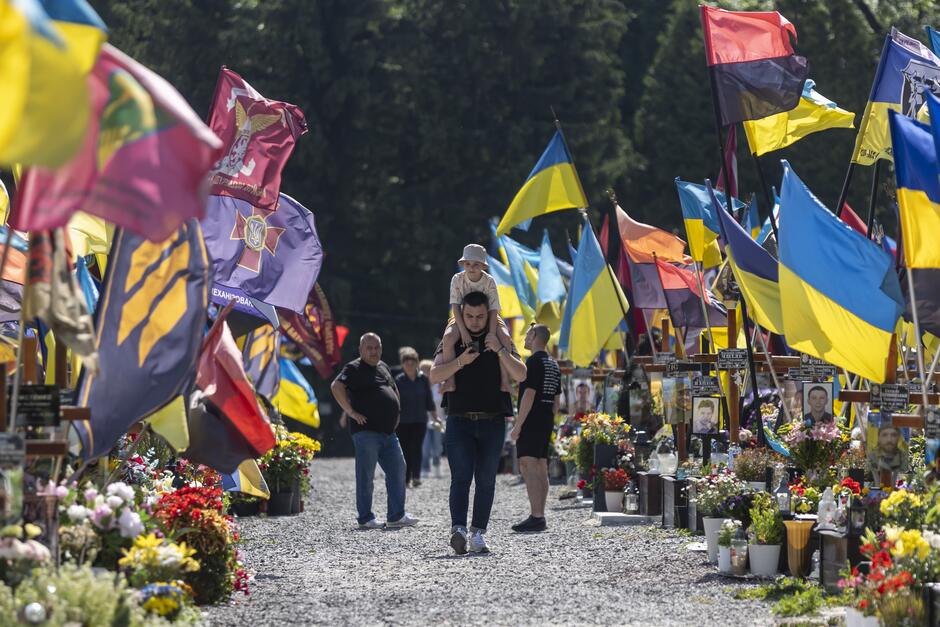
93, 0, 940, 364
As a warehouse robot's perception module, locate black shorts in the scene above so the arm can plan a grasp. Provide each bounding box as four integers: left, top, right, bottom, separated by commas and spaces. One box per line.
516, 414, 553, 459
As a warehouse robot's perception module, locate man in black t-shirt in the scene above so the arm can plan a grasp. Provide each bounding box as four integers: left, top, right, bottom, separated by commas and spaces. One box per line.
509, 324, 560, 533
430, 291, 527, 555
331, 333, 417, 530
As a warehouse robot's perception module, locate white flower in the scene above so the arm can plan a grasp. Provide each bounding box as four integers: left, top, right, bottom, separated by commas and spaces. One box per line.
84, 488, 98, 502
924, 530, 940, 550
118, 508, 143, 539
66, 504, 89, 523
107, 482, 135, 503
106, 495, 124, 509
22, 540, 50, 562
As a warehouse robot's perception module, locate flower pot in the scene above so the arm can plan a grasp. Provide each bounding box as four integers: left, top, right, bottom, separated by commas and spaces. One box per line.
844, 607, 880, 627
268, 492, 294, 516
702, 517, 727, 564
291, 489, 303, 514
748, 543, 781, 577
718, 546, 732, 573
230, 500, 260, 517
784, 519, 815, 578
604, 491, 623, 513
747, 481, 767, 492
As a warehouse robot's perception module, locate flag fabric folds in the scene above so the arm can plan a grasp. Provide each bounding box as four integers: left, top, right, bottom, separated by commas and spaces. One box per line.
654, 257, 726, 330
852, 29, 940, 166
700, 5, 809, 125
536, 230, 565, 330
221, 459, 270, 500
778, 161, 904, 382
195, 306, 275, 457
675, 179, 743, 267
242, 324, 280, 398
495, 130, 588, 235
75, 221, 209, 459
208, 68, 307, 211
273, 357, 320, 428
0, 0, 100, 168
145, 395, 189, 452
484, 256, 524, 320
278, 283, 343, 380
202, 193, 322, 316
12, 45, 224, 239
888, 108, 940, 338
743, 80, 855, 156
558, 218, 629, 367
616, 205, 690, 264
25, 229, 98, 370
929, 26, 940, 58
712, 183, 784, 334
500, 235, 537, 323
0, 226, 29, 323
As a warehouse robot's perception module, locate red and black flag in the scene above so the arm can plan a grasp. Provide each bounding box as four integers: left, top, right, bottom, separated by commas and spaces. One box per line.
701, 5, 809, 126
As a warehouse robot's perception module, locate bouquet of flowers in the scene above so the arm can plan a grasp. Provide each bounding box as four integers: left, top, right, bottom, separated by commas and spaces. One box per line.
118, 533, 200, 588
782, 420, 848, 477
789, 477, 821, 515
154, 485, 246, 604
259, 428, 321, 494
57, 482, 148, 569
880, 488, 929, 530
691, 470, 750, 518
0, 523, 51, 588
575, 413, 630, 476
839, 527, 940, 623
554, 433, 579, 462
601, 468, 629, 492
731, 447, 777, 482
138, 582, 191, 620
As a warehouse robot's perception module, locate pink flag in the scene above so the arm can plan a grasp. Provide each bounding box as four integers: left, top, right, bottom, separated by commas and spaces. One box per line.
207, 68, 307, 210
12, 45, 223, 241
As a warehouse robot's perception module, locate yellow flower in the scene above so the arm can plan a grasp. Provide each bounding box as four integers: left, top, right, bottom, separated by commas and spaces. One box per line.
23, 524, 41, 540
143, 595, 180, 616
134, 533, 164, 550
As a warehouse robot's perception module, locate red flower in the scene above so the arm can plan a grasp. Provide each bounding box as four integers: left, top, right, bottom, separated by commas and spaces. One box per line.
840, 478, 862, 495
858, 599, 869, 610
577, 480, 586, 490
872, 550, 892, 570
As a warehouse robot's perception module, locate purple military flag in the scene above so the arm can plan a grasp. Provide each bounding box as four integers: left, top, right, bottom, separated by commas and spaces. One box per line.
201, 193, 323, 321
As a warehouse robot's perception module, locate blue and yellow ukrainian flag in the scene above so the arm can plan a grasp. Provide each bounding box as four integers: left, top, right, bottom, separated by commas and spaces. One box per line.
743, 79, 855, 156
711, 182, 784, 335
273, 357, 320, 428
778, 161, 904, 382
536, 230, 565, 331
222, 459, 270, 499
558, 217, 629, 367
501, 235, 537, 323
486, 255, 524, 320
890, 108, 940, 269
852, 29, 940, 166
496, 130, 588, 235
743, 197, 761, 240
0, 0, 105, 168
675, 179, 742, 268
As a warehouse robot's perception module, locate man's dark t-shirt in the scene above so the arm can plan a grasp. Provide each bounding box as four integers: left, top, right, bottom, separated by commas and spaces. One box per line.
335, 358, 400, 434
435, 330, 516, 417
519, 351, 561, 426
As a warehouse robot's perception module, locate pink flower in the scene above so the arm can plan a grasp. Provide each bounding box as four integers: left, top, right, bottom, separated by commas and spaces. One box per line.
84, 488, 98, 502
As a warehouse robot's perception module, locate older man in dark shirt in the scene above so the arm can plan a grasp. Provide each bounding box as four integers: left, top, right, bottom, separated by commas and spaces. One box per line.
431, 291, 526, 555
332, 333, 417, 530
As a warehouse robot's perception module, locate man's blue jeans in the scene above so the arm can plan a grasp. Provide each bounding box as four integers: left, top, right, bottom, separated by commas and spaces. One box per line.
422, 427, 444, 474
446, 416, 505, 532
352, 431, 407, 525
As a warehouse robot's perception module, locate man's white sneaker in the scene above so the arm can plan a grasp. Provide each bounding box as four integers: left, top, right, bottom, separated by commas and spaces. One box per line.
358, 519, 384, 530
468, 530, 490, 553
386, 513, 419, 528
450, 526, 468, 555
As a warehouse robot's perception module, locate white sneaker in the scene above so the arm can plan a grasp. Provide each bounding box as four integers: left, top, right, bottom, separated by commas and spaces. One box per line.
468, 530, 490, 554
450, 526, 468, 554
386, 513, 419, 528
358, 519, 384, 530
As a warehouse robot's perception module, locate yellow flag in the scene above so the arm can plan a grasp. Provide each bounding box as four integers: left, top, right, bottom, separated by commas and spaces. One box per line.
743, 81, 854, 156
146, 396, 190, 452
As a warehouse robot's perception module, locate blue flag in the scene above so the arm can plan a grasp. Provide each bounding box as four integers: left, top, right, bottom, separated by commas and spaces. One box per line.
202, 193, 323, 320
928, 26, 940, 58
75, 221, 209, 459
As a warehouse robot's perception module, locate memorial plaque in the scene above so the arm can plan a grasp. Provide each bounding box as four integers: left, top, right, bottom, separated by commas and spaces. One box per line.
871, 383, 910, 412
717, 348, 748, 370
14, 385, 60, 427
787, 368, 815, 382
653, 352, 677, 366
692, 375, 720, 396
926, 407, 940, 440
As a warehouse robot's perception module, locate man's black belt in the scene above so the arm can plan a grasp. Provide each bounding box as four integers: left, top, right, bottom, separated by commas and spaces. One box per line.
458, 412, 503, 421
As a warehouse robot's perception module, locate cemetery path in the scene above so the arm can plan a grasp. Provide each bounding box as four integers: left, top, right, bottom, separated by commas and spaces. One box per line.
203, 458, 776, 626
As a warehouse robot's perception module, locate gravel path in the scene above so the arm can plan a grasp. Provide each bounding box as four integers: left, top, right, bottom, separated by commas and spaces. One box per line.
204, 458, 777, 626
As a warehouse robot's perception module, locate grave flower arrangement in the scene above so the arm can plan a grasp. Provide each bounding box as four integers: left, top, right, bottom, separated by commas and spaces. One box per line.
57, 481, 148, 569
691, 469, 750, 518
781, 419, 848, 479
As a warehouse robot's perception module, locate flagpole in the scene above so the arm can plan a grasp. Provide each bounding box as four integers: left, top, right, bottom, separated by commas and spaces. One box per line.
640, 310, 658, 357
753, 324, 793, 425
926, 342, 940, 389
905, 266, 931, 410
835, 163, 857, 219
750, 153, 780, 242
604, 190, 636, 358
706, 72, 767, 445
864, 160, 882, 238
693, 263, 734, 427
